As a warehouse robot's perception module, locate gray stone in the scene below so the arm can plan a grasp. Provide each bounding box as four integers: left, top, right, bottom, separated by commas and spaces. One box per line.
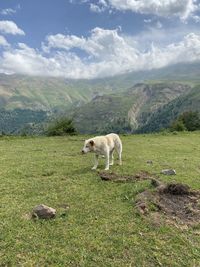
161, 169, 176, 175
32, 204, 56, 219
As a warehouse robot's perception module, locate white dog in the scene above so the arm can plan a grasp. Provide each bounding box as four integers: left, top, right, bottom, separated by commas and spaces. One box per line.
81, 133, 122, 170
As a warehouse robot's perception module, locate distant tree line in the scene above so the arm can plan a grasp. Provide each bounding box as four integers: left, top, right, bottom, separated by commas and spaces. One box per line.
46, 117, 77, 136
0, 108, 78, 136
0, 108, 199, 137
170, 111, 200, 132
0, 108, 47, 135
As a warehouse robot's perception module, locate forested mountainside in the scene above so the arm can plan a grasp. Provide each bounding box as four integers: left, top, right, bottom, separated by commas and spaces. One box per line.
72, 83, 192, 133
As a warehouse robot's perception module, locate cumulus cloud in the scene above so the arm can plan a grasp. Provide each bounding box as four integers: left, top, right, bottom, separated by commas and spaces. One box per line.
90, 3, 104, 13
0, 20, 25, 35
0, 35, 10, 47
86, 0, 200, 21
0, 43, 87, 77
1, 28, 200, 78
89, 0, 109, 13
43, 28, 132, 60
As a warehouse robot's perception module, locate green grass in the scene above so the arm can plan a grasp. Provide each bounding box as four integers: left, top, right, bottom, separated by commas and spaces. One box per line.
0, 132, 200, 266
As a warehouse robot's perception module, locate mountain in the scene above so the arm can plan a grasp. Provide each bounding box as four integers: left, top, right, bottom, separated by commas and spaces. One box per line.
72, 82, 193, 133
0, 73, 140, 111
0, 75, 112, 111
137, 85, 200, 133
1, 62, 200, 111
0, 62, 200, 134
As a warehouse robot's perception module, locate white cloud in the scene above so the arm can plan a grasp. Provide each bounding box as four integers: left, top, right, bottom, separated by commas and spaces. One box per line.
90, 3, 100, 13
0, 43, 87, 78
1, 28, 200, 78
42, 34, 86, 53
89, 0, 108, 13
0, 8, 16, 16
0, 35, 10, 47
144, 19, 152, 24
43, 28, 131, 59
86, 0, 200, 21
192, 14, 200, 22
0, 20, 25, 35
0, 4, 21, 16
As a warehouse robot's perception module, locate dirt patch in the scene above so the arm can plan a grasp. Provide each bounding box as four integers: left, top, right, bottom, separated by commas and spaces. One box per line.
99, 171, 156, 182
99, 171, 200, 226
135, 183, 200, 226
161, 183, 190, 195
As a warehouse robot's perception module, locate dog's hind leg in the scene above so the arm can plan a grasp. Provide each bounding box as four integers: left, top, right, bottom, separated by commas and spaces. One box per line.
109, 150, 114, 166
105, 149, 110, 170
116, 142, 122, 165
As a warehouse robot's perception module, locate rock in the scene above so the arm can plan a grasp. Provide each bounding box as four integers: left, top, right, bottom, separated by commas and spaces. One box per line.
161, 169, 176, 175
32, 204, 56, 219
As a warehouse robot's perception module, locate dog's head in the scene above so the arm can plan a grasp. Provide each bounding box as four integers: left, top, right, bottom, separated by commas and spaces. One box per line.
81, 139, 95, 154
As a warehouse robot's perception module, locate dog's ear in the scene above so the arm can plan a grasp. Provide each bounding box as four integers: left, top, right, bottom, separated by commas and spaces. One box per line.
90, 140, 94, 146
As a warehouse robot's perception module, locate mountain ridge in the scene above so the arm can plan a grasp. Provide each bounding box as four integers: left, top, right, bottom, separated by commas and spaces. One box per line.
72, 82, 193, 133
0, 61, 200, 112
0, 62, 200, 134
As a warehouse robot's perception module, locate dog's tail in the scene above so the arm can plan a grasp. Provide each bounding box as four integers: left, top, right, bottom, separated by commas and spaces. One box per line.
114, 134, 122, 164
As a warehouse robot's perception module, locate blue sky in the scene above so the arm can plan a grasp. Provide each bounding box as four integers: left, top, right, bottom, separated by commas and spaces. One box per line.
0, 0, 200, 79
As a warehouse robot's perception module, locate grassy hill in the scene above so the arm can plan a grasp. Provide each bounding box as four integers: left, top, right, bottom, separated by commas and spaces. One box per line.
1, 133, 200, 266
72, 82, 192, 133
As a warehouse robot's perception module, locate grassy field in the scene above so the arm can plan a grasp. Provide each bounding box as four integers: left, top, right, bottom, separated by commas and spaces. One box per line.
0, 132, 200, 266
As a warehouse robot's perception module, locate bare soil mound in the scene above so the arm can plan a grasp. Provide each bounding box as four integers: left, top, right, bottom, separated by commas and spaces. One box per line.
99, 171, 200, 226
136, 183, 200, 226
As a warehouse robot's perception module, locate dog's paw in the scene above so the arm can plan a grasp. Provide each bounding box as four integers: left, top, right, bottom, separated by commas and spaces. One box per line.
104, 167, 109, 171
109, 162, 114, 166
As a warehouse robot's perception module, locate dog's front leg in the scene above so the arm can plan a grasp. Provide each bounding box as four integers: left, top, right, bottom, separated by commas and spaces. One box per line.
92, 154, 99, 170
104, 150, 110, 171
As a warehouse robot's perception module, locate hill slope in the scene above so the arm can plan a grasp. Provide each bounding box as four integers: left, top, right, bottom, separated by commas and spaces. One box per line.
72, 83, 192, 133
0, 74, 129, 111
138, 85, 200, 133
1, 62, 200, 111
